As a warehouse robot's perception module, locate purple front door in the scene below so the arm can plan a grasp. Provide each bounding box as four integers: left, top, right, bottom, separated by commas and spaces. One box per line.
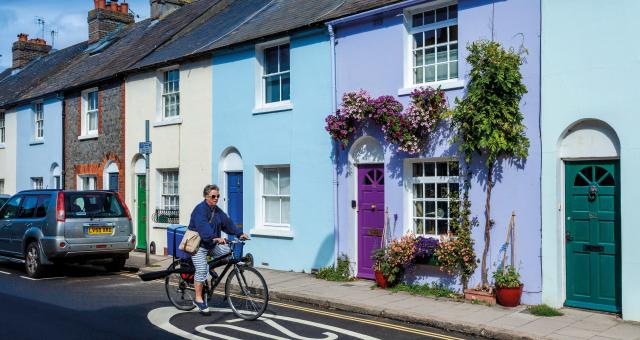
357, 164, 385, 279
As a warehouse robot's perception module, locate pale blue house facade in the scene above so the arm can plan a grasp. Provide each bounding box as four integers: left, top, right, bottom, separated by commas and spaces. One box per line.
541, 0, 640, 320
330, 0, 542, 304
15, 97, 63, 191
212, 29, 335, 272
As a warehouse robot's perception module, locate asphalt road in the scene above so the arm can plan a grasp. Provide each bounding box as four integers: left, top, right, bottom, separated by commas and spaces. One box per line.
0, 258, 480, 340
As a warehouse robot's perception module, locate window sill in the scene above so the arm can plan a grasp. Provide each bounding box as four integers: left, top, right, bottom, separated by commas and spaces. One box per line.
249, 227, 294, 239
398, 79, 465, 96
29, 139, 44, 145
252, 102, 293, 115
78, 134, 99, 141
153, 117, 183, 127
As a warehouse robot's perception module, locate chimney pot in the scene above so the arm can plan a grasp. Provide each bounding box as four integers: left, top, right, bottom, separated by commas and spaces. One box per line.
87, 2, 134, 44
109, 1, 119, 12
121, 2, 129, 14
18, 33, 28, 42
96, 0, 106, 9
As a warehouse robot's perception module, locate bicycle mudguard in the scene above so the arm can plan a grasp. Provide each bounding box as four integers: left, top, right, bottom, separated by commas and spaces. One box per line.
138, 270, 173, 281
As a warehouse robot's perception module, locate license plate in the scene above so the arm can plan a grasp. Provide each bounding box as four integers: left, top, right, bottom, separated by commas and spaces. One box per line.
88, 226, 112, 235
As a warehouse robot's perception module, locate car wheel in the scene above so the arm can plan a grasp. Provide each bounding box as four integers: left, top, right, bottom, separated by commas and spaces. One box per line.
25, 242, 45, 278
104, 257, 126, 272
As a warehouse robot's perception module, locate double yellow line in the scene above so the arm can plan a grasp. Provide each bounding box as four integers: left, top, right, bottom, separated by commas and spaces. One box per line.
123, 272, 464, 339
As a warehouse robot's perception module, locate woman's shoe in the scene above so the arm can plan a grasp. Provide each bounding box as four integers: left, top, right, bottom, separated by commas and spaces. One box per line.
193, 300, 209, 313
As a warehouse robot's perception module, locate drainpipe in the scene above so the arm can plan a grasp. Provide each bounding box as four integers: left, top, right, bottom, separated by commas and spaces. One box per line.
327, 23, 339, 266
60, 92, 65, 189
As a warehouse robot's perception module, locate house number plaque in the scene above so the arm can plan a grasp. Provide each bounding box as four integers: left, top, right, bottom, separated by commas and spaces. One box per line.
367, 229, 383, 237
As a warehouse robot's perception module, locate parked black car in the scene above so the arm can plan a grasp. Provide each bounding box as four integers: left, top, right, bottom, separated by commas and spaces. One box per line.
0, 194, 10, 208
0, 190, 135, 277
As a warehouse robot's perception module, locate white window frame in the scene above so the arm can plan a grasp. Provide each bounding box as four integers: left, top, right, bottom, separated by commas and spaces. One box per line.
80, 88, 99, 138
0, 179, 4, 194
400, 1, 463, 95
77, 175, 97, 190
404, 158, 460, 237
162, 68, 180, 119
252, 165, 293, 238
31, 177, 44, 190
159, 170, 179, 210
33, 102, 44, 140
253, 38, 293, 114
0, 111, 5, 145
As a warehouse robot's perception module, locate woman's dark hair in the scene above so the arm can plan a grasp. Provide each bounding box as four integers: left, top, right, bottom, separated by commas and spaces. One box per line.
203, 184, 220, 197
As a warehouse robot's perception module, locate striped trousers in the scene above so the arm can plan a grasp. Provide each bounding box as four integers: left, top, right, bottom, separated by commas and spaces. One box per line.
192, 245, 231, 283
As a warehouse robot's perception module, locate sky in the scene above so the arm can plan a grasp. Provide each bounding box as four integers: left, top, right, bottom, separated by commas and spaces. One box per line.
0, 0, 151, 71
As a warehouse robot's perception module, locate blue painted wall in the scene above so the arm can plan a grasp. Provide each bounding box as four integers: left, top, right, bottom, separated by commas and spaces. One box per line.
15, 97, 63, 191
212, 30, 335, 272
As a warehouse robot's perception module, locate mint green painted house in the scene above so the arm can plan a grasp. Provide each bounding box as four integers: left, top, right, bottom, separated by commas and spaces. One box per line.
541, 0, 640, 320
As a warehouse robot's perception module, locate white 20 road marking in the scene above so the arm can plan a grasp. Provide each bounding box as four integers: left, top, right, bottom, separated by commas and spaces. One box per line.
148, 307, 379, 340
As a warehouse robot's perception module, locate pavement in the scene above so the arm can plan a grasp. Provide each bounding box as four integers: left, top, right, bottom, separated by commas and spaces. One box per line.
127, 251, 640, 340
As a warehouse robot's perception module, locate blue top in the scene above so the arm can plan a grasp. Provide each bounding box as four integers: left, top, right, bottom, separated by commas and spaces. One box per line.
188, 200, 243, 250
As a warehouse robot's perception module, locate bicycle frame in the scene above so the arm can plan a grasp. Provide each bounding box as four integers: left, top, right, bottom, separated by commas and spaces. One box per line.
204, 242, 244, 295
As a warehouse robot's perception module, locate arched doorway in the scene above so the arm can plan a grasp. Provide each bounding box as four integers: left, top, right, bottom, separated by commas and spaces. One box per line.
349, 136, 385, 279
561, 119, 621, 313
50, 163, 61, 189
134, 156, 147, 250
103, 161, 120, 192
220, 148, 243, 229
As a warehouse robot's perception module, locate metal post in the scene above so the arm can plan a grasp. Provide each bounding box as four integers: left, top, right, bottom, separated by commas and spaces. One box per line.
145, 120, 151, 266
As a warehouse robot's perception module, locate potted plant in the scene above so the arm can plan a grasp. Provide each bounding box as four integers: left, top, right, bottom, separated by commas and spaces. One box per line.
414, 236, 439, 265
372, 248, 388, 288
371, 234, 417, 288
493, 265, 523, 307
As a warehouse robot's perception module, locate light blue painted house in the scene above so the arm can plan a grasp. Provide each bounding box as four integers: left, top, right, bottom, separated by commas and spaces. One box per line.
211, 1, 395, 272
15, 98, 63, 191
328, 0, 542, 304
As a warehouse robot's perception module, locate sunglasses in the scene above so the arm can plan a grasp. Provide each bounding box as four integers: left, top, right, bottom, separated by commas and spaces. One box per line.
208, 194, 220, 199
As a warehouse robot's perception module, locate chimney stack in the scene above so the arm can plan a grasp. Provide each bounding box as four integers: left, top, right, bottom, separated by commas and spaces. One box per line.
88, 0, 135, 44
12, 33, 52, 69
150, 0, 192, 19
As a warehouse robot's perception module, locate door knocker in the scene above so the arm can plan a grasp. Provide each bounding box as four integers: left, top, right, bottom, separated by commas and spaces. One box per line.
588, 185, 598, 201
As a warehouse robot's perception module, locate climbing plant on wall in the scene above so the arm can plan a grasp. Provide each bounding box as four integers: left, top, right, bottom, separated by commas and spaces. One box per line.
325, 87, 448, 154
450, 40, 529, 289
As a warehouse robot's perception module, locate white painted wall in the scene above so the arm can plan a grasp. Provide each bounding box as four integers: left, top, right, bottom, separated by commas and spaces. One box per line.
125, 58, 212, 254
0, 109, 17, 194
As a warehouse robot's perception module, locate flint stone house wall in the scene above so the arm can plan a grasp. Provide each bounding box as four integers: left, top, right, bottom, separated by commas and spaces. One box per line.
64, 80, 125, 197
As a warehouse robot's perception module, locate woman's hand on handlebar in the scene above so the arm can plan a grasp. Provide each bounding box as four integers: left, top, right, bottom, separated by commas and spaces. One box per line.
239, 233, 250, 240
213, 237, 227, 244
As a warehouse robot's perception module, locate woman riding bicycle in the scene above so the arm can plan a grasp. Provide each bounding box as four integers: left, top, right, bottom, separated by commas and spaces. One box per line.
189, 184, 249, 313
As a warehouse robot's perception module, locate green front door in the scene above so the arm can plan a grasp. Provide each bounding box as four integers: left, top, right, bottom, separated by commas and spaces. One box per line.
565, 161, 621, 313
137, 175, 147, 250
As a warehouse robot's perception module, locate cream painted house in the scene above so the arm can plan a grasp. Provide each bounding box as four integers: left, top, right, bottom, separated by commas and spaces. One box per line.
0, 109, 17, 195
125, 58, 212, 254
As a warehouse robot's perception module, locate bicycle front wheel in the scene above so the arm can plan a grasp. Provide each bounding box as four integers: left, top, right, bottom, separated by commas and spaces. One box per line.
165, 260, 196, 311
225, 265, 269, 320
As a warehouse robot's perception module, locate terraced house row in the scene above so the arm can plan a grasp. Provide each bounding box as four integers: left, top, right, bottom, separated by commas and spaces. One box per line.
1, 0, 638, 321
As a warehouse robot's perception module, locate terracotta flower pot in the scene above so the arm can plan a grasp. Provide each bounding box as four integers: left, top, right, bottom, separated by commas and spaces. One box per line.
374, 270, 387, 289
496, 285, 523, 307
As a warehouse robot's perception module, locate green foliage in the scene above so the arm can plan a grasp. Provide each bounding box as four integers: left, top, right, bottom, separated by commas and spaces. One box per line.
527, 304, 564, 317
372, 234, 417, 287
492, 265, 522, 288
450, 40, 530, 288
389, 282, 463, 299
434, 176, 477, 289
451, 40, 529, 165
315, 254, 353, 282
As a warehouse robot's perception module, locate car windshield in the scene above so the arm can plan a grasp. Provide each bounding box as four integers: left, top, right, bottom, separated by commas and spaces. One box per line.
0, 197, 9, 207
64, 192, 126, 218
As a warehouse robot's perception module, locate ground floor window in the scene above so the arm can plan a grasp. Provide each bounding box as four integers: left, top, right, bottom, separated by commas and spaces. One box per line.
0, 179, 4, 194
160, 170, 179, 210
410, 160, 459, 236
31, 177, 44, 190
260, 166, 290, 227
79, 175, 97, 190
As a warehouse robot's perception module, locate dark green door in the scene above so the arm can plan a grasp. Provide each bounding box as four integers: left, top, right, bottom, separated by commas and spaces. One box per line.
565, 161, 621, 313
137, 175, 147, 250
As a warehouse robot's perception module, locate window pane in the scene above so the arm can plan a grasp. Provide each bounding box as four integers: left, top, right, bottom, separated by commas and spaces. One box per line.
281, 197, 290, 224
413, 184, 423, 198
436, 27, 448, 44
413, 163, 423, 177
436, 162, 448, 176
414, 201, 424, 217
436, 45, 448, 63
264, 169, 278, 195
413, 67, 424, 84
279, 168, 290, 195
425, 65, 435, 82
265, 75, 281, 103
437, 220, 449, 235
413, 33, 423, 49
426, 201, 435, 218
450, 43, 458, 61
450, 183, 460, 197
425, 183, 435, 198
450, 61, 458, 79
437, 63, 448, 81
425, 47, 435, 65
412, 13, 423, 27
264, 46, 279, 75
264, 197, 280, 223
426, 219, 436, 234
449, 5, 458, 19
437, 183, 448, 198
424, 30, 435, 46
414, 219, 424, 234
279, 44, 290, 71
436, 7, 447, 22
425, 163, 435, 176
450, 25, 458, 42
437, 201, 448, 218
424, 10, 435, 24
413, 49, 424, 67
281, 73, 290, 101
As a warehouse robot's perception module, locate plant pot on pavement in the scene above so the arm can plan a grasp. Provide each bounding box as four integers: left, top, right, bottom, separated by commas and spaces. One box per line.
464, 288, 496, 305
374, 270, 387, 289
496, 285, 523, 307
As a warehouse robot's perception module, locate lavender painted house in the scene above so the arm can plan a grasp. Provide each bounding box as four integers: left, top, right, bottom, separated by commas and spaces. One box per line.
329, 0, 541, 303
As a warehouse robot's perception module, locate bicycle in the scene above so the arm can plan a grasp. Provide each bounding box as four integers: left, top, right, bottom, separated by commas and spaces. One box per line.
163, 239, 269, 320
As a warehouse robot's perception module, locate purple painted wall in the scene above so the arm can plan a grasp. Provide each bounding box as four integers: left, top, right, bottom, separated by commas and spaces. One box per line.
333, 0, 541, 303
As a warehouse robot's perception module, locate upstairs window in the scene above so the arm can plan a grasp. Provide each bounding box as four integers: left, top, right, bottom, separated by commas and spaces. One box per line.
34, 103, 44, 140
263, 44, 290, 104
163, 70, 180, 118
409, 3, 458, 85
81, 89, 99, 137
0, 111, 5, 144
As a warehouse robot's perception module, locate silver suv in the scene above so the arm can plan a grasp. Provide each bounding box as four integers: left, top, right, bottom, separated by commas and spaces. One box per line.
0, 190, 135, 277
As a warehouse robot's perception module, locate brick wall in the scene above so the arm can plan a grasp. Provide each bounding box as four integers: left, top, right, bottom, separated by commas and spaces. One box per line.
87, 9, 134, 44
64, 80, 125, 198
12, 40, 52, 68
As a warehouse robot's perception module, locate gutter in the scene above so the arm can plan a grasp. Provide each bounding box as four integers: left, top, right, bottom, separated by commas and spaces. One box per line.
326, 0, 430, 26
327, 23, 339, 266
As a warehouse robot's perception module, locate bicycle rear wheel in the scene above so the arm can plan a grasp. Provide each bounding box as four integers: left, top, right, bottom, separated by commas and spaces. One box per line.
225, 265, 269, 320
165, 260, 196, 311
